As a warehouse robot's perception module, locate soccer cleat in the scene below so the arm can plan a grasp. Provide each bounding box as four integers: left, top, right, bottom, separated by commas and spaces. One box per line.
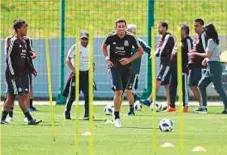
64, 112, 71, 120
193, 107, 208, 114
24, 117, 28, 122
0, 120, 8, 124
114, 119, 122, 128
221, 110, 227, 114
83, 115, 95, 120
30, 106, 37, 112
183, 107, 189, 113
28, 119, 42, 125
127, 111, 135, 116
166, 106, 176, 112
6, 117, 13, 122
140, 99, 152, 107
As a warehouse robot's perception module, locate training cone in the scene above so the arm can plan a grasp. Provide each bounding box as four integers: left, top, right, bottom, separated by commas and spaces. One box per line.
192, 146, 206, 152
82, 131, 92, 136
160, 142, 175, 148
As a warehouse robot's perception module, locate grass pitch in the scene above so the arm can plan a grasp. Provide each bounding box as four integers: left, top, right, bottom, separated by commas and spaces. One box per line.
1, 104, 227, 155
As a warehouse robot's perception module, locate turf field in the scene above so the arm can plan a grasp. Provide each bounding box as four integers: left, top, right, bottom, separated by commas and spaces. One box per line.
1, 103, 227, 155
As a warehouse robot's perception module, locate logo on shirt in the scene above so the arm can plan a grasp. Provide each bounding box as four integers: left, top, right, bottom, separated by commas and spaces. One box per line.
18, 88, 22, 93
124, 40, 129, 46
113, 42, 116, 45
19, 44, 22, 48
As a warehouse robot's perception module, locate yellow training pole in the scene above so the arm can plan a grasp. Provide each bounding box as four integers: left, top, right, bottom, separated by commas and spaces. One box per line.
45, 29, 56, 142
176, 27, 184, 155
151, 27, 157, 155
88, 26, 95, 155
0, 12, 2, 153
75, 30, 80, 155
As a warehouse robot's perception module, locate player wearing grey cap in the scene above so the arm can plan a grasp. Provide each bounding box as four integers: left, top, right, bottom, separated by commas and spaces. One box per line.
64, 31, 94, 120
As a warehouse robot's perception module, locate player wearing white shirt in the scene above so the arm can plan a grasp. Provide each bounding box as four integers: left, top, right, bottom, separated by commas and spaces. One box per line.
64, 31, 92, 120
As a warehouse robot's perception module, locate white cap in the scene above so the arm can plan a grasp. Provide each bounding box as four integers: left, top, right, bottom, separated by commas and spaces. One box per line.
127, 24, 137, 34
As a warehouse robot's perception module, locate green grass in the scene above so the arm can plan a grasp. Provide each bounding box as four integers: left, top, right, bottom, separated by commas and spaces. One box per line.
1, 105, 227, 155
0, 0, 227, 37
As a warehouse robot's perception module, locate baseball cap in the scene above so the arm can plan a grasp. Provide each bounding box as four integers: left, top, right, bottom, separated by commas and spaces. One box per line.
127, 24, 137, 34
13, 19, 27, 30
80, 31, 89, 39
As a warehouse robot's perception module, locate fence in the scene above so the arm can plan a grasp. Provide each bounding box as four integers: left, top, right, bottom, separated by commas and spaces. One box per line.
0, 0, 227, 100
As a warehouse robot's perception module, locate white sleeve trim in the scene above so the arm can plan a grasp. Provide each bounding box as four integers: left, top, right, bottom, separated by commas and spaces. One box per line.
186, 38, 192, 52
159, 34, 170, 56
7, 37, 16, 75
201, 32, 206, 50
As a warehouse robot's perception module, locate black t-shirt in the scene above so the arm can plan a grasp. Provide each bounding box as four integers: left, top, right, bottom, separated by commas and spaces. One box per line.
103, 32, 141, 67
189, 32, 206, 68
156, 32, 175, 65
6, 36, 29, 77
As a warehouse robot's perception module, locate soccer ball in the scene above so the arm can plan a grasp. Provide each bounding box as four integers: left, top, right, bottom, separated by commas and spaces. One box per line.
159, 103, 168, 111
134, 100, 142, 111
150, 102, 162, 112
159, 118, 173, 132
104, 104, 114, 115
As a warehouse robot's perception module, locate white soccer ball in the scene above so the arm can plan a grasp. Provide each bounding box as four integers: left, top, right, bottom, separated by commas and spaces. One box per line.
159, 103, 168, 112
150, 102, 162, 112
104, 104, 114, 115
134, 100, 142, 111
159, 118, 173, 132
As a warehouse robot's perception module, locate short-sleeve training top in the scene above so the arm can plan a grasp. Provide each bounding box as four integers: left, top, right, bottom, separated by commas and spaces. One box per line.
103, 32, 141, 67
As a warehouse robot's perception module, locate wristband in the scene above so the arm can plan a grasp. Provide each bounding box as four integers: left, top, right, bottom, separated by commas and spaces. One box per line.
105, 56, 110, 61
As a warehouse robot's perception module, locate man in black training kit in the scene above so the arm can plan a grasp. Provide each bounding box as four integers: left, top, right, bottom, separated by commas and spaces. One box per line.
140, 21, 174, 108
102, 19, 143, 128
64, 31, 93, 120
4, 35, 37, 122
168, 25, 193, 112
1, 19, 41, 125
188, 19, 206, 109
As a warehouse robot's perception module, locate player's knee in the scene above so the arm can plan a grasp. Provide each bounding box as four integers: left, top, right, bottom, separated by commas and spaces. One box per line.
115, 90, 123, 96
125, 89, 132, 95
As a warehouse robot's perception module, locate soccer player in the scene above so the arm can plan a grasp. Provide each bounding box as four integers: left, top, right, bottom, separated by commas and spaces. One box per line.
167, 24, 193, 112
188, 19, 206, 107
102, 19, 143, 128
64, 31, 93, 120
0, 19, 41, 125
189, 23, 227, 114
4, 33, 37, 122
140, 21, 174, 108
127, 24, 151, 101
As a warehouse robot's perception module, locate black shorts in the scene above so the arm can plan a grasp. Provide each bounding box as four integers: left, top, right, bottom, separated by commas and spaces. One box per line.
188, 67, 202, 87
156, 64, 171, 85
110, 67, 136, 91
6, 74, 30, 96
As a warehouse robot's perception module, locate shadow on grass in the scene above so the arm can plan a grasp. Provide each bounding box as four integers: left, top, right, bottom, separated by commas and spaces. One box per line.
122, 126, 158, 130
